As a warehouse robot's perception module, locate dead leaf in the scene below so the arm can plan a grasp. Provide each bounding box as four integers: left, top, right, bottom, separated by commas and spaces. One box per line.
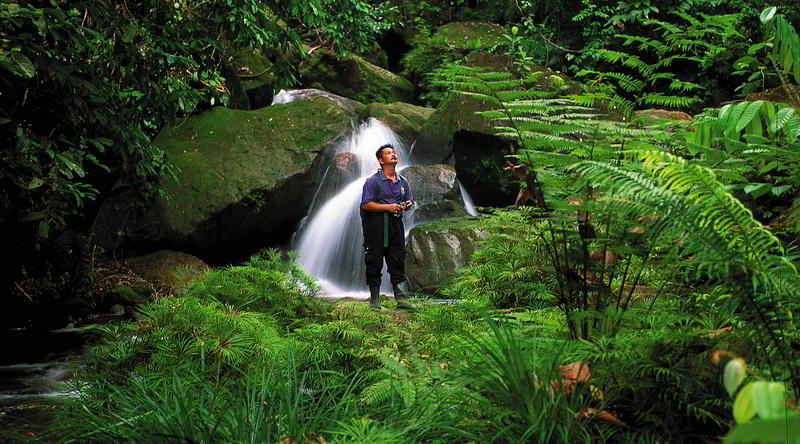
515, 188, 531, 205
577, 408, 627, 426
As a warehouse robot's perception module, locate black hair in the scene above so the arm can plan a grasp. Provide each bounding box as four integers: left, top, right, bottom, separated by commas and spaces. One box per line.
376, 144, 394, 159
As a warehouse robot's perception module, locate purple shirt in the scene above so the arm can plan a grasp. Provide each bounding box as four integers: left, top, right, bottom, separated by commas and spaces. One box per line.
361, 169, 413, 207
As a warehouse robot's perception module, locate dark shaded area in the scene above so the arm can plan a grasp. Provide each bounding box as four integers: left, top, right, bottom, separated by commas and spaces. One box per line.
452, 130, 517, 207
379, 29, 413, 74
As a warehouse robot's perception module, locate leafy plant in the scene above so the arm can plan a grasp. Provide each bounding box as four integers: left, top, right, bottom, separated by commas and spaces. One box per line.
576, 12, 740, 117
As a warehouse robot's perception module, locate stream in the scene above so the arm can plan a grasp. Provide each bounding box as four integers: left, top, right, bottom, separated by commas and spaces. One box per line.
0, 326, 85, 435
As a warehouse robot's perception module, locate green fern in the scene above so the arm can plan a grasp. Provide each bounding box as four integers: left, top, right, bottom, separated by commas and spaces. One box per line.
579, 12, 734, 117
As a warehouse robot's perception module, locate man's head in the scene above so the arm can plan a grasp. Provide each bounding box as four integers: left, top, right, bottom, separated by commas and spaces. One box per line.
376, 144, 398, 166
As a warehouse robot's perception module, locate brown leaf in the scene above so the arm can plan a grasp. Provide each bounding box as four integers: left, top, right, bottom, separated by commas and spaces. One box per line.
515, 188, 531, 206
711, 349, 737, 365
577, 408, 627, 426
707, 326, 733, 338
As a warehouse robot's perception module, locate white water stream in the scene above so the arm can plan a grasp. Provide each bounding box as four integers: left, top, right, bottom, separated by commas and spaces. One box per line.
294, 117, 410, 298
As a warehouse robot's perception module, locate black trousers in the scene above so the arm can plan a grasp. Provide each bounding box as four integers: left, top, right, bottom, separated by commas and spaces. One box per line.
362, 212, 406, 288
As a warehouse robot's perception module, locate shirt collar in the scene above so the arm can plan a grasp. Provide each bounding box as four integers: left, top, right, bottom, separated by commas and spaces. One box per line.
377, 168, 397, 182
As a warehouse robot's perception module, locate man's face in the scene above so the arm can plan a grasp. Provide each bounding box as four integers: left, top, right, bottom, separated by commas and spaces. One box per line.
378, 147, 398, 166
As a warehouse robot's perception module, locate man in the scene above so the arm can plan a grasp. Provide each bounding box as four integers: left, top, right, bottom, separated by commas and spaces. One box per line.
360, 144, 414, 310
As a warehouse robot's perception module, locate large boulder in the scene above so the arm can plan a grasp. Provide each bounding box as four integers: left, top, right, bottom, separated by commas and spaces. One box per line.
406, 216, 486, 293
368, 102, 434, 144
413, 93, 517, 206
93, 95, 356, 262
400, 164, 469, 221
299, 51, 415, 104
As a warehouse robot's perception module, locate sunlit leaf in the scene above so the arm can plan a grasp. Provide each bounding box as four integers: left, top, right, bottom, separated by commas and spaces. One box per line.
724, 358, 747, 397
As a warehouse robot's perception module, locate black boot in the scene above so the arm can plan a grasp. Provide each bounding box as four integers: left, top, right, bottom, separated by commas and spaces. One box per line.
369, 285, 381, 309
393, 283, 414, 310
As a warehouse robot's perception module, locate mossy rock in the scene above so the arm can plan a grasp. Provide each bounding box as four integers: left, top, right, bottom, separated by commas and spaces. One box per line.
413, 92, 498, 164
367, 102, 434, 143
123, 250, 210, 293
434, 21, 506, 50
233, 48, 276, 109
93, 96, 355, 261
405, 216, 486, 294
299, 51, 415, 104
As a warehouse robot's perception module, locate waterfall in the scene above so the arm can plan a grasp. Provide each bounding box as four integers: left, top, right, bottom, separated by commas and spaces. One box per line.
459, 181, 478, 216
294, 118, 409, 297
283, 91, 481, 298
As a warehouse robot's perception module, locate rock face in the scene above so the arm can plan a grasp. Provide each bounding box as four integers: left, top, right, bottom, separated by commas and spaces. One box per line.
299, 51, 415, 104
413, 93, 517, 206
93, 95, 356, 262
405, 217, 486, 293
233, 48, 276, 109
368, 102, 434, 144
400, 164, 468, 221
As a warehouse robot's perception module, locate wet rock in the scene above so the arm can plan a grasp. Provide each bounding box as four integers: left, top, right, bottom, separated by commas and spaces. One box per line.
92, 96, 355, 261
412, 92, 517, 206
405, 216, 486, 293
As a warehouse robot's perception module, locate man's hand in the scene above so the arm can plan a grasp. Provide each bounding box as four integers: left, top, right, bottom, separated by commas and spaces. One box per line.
404, 200, 413, 210
386, 203, 404, 214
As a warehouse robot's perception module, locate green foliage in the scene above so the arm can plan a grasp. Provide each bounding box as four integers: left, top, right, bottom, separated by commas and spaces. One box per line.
456, 322, 598, 442
274, 0, 394, 55
441, 209, 558, 309
182, 249, 325, 328
434, 63, 681, 339
578, 12, 739, 117
687, 100, 800, 206
567, 321, 730, 442
53, 358, 358, 443
735, 7, 800, 97
572, 150, 800, 386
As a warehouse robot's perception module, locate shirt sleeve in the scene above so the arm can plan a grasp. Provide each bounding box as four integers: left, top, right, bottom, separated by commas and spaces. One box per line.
361, 177, 376, 207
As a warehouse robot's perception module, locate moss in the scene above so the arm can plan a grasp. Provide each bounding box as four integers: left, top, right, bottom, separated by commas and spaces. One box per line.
435, 21, 506, 50
300, 51, 415, 104
368, 102, 434, 141
412, 216, 483, 233
153, 96, 353, 234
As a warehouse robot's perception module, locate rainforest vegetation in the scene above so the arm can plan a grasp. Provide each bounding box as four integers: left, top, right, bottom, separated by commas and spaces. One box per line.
3, 0, 800, 442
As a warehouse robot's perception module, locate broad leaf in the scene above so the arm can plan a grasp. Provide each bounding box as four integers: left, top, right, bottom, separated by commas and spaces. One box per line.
759, 7, 777, 24
724, 358, 747, 397
724, 414, 800, 443
751, 382, 787, 420
733, 382, 758, 423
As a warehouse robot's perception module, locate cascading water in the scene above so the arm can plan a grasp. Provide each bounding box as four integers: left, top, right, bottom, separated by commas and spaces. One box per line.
294, 118, 410, 297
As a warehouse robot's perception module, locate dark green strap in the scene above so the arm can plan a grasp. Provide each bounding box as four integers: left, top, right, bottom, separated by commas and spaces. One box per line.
383, 212, 389, 247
